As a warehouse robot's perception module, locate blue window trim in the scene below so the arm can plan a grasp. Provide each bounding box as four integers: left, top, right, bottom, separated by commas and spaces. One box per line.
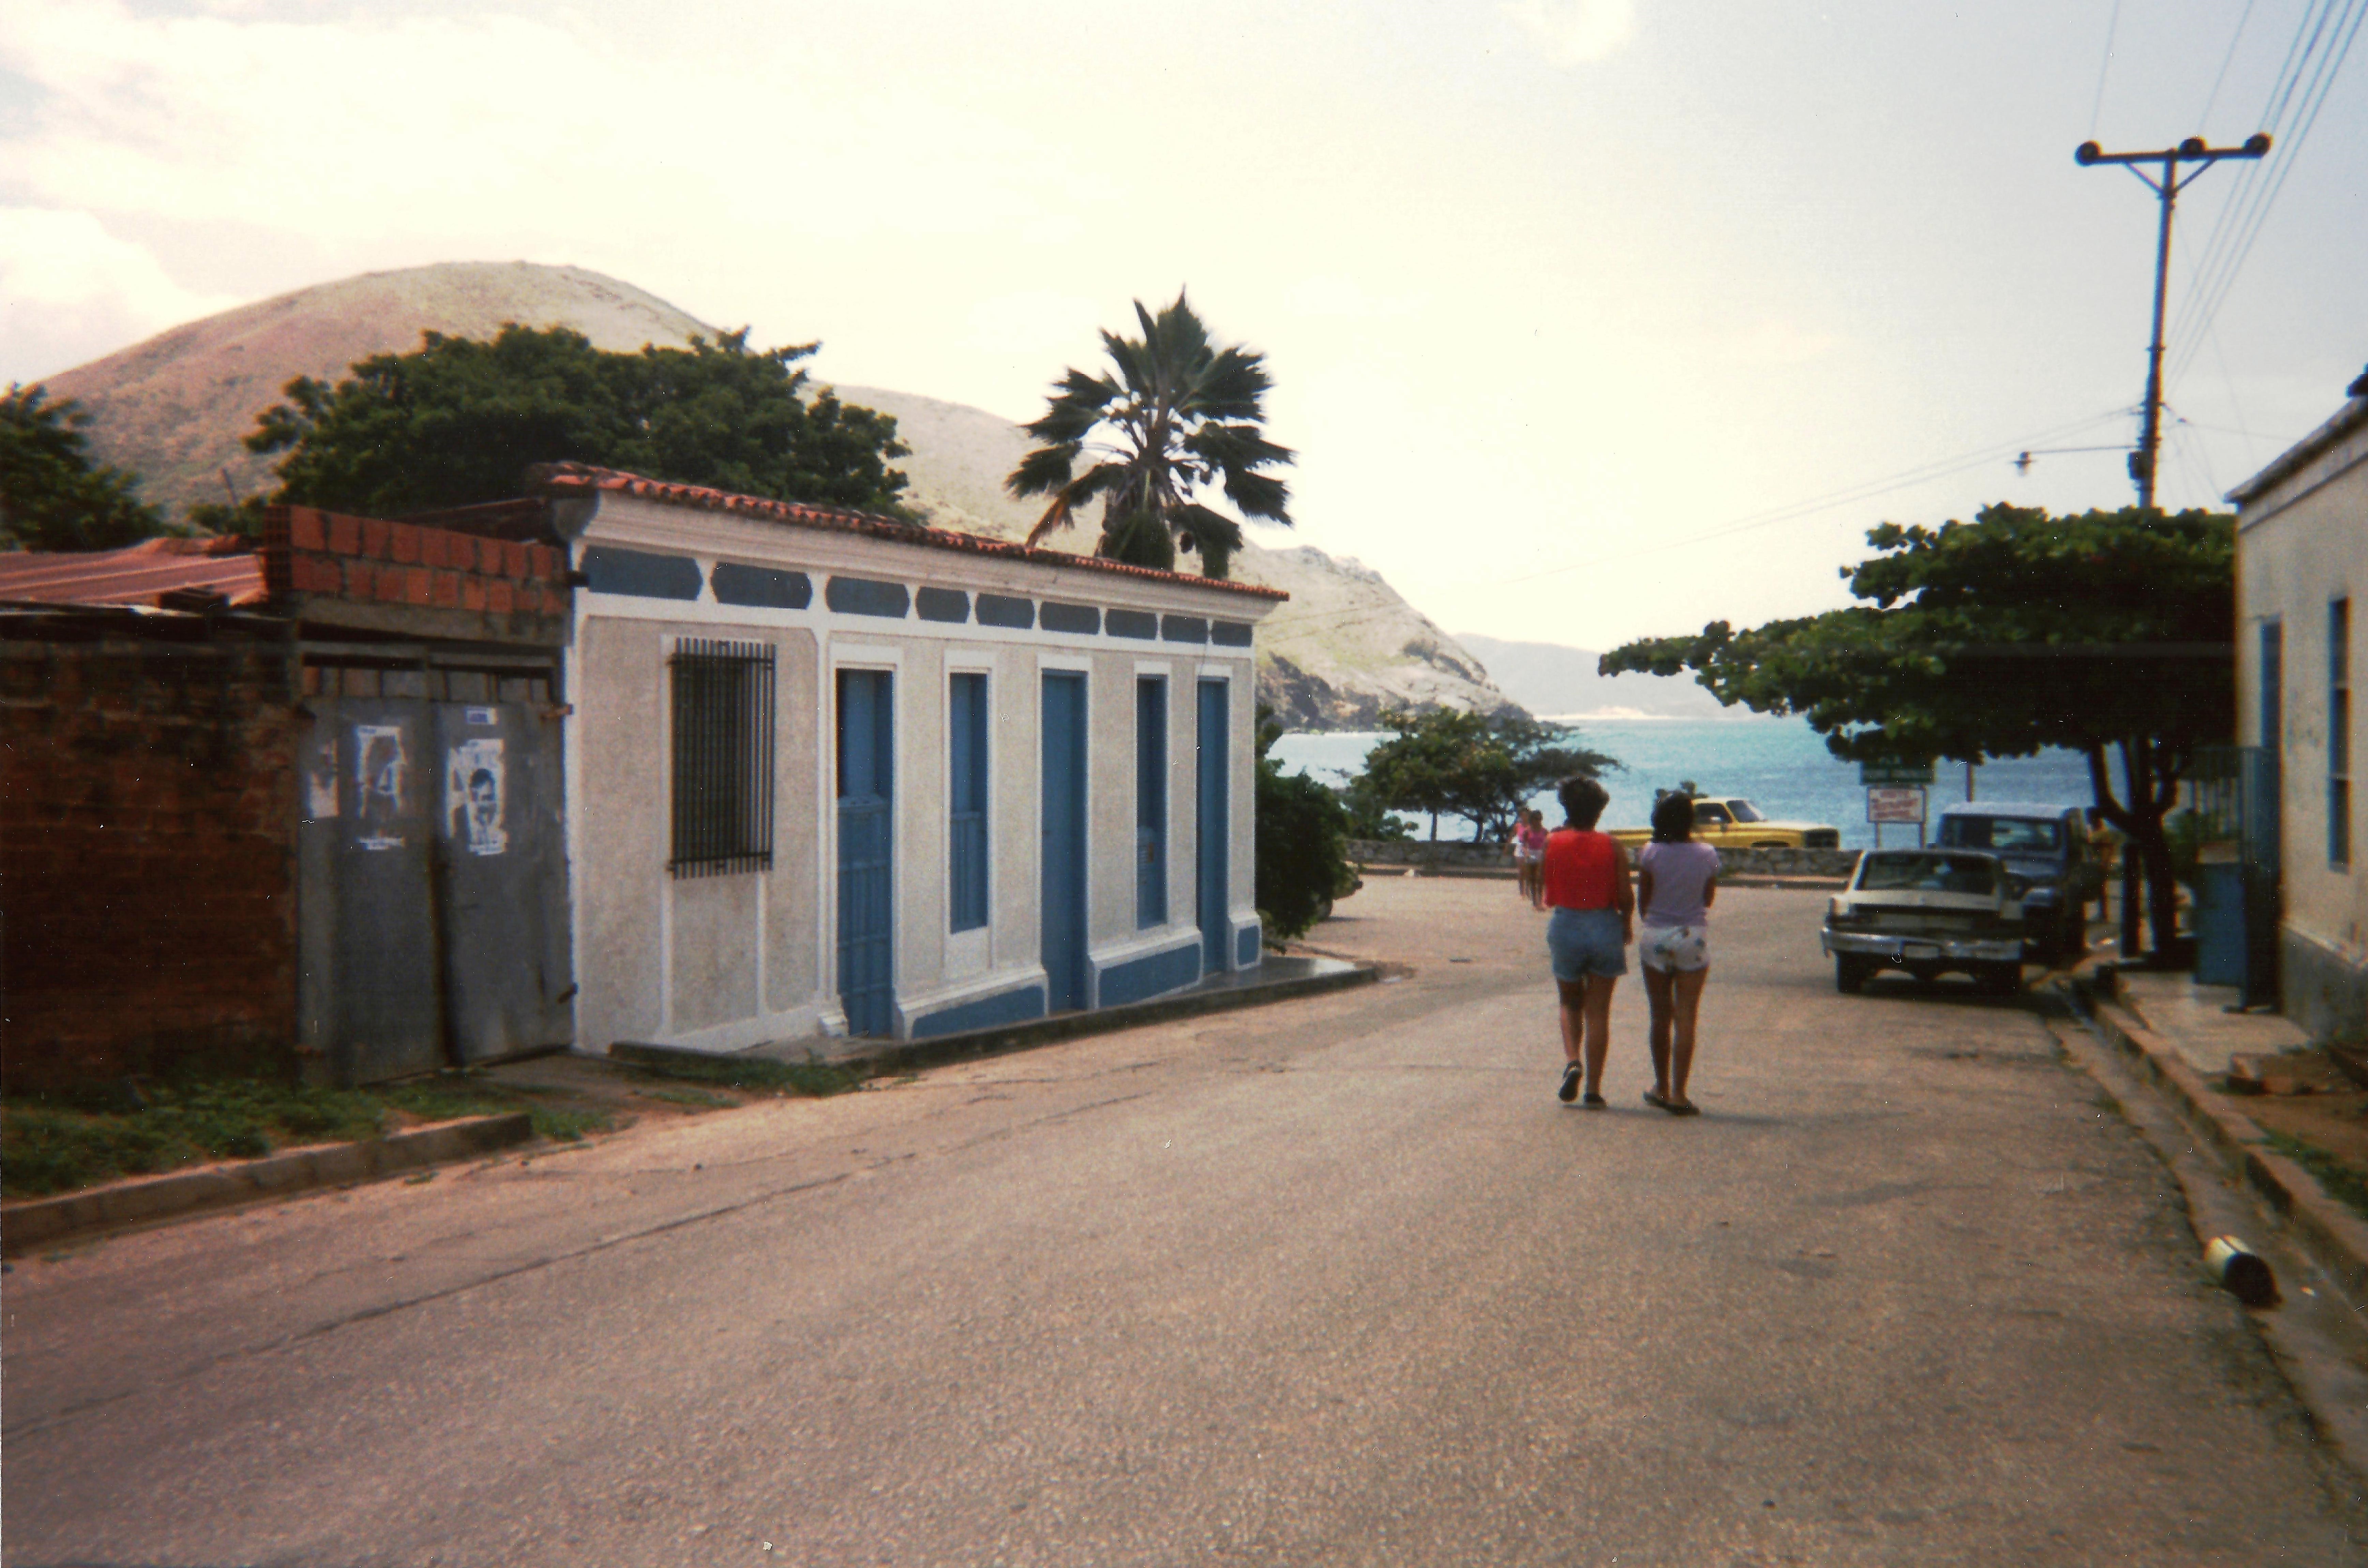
949, 671, 990, 931
1137, 676, 1167, 928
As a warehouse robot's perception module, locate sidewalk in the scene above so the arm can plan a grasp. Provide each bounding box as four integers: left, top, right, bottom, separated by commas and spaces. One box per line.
2063, 963, 2368, 1311
2113, 967, 2312, 1077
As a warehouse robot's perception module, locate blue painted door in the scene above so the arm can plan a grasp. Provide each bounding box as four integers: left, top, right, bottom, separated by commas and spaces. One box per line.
1196, 678, 1230, 973
1041, 672, 1089, 1012
837, 669, 895, 1036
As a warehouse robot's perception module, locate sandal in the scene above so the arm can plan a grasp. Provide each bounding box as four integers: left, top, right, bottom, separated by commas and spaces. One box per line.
1643, 1088, 1671, 1111
1582, 1091, 1607, 1109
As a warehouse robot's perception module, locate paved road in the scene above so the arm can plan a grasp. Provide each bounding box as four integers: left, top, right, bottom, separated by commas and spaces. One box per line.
9, 880, 2366, 1566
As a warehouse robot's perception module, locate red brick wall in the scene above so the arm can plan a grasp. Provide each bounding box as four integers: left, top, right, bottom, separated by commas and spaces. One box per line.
262, 505, 568, 619
0, 628, 300, 1092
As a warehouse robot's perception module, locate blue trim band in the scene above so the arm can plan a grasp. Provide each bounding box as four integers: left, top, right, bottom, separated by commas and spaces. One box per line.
1097, 943, 1205, 1007
710, 561, 812, 609
581, 545, 703, 601
915, 587, 970, 623
909, 983, 1048, 1039
827, 577, 911, 618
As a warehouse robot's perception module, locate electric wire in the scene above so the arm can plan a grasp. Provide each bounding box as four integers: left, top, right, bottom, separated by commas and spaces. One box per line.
2090, 0, 2125, 135
2170, 0, 2363, 381
2166, 0, 2365, 387
1258, 408, 2136, 637
2162, 0, 2333, 345
2199, 0, 2260, 126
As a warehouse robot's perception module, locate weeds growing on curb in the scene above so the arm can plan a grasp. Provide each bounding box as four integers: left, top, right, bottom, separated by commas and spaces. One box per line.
0, 1076, 595, 1198
2263, 1132, 2368, 1225
628, 1056, 862, 1098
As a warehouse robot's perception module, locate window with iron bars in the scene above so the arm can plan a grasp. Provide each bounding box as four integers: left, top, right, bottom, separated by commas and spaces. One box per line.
670, 639, 776, 876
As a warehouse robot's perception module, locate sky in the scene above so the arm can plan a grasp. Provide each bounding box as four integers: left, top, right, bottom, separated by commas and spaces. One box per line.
2, 0, 2363, 651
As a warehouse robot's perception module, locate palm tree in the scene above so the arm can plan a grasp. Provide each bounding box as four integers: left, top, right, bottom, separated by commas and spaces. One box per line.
1006, 291, 1292, 579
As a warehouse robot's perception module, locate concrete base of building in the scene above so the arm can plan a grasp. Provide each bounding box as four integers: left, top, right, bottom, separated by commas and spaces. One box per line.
2283, 926, 2368, 1042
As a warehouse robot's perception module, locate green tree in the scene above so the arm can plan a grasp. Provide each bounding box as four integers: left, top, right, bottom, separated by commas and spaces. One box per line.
1358, 708, 1617, 842
0, 384, 167, 551
1254, 705, 1355, 940
1006, 291, 1292, 579
1601, 503, 2234, 955
245, 325, 911, 517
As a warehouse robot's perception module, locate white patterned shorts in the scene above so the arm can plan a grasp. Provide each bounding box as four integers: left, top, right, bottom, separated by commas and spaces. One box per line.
1639, 923, 1709, 973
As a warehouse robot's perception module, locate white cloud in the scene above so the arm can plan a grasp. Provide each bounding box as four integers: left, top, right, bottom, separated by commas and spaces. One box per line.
0, 207, 244, 381
0, 0, 1108, 247
1501, 0, 1638, 65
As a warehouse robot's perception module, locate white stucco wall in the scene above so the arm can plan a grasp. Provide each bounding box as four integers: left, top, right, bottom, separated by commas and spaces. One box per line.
562, 490, 1278, 1052
2236, 401, 2368, 1036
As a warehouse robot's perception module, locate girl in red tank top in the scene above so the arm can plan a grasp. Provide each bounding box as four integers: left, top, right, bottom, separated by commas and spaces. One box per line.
1542, 826, 1620, 910
1541, 776, 1634, 1108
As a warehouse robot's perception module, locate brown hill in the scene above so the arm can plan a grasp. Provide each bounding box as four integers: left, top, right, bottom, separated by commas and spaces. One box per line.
48, 262, 712, 517
50, 261, 1517, 728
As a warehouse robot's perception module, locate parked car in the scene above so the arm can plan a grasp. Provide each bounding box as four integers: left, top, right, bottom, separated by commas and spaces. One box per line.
1609, 795, 1842, 852
1932, 802, 2102, 961
1822, 848, 2025, 995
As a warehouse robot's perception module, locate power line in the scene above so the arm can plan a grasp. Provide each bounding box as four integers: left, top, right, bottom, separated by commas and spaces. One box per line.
2165, 0, 2363, 384
1273, 409, 2135, 627
2168, 0, 2366, 387
2090, 0, 2125, 135
2199, 0, 2260, 126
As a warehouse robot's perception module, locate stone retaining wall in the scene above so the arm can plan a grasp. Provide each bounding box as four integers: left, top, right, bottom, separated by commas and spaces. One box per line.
1349, 840, 1862, 880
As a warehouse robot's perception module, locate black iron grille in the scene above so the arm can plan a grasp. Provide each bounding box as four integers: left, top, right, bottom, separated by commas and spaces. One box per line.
670, 639, 775, 876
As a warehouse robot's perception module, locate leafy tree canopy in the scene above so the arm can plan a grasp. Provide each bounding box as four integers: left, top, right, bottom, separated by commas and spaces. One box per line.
1, 384, 168, 551
1600, 502, 2235, 951
1358, 708, 1618, 842
246, 325, 911, 518
1254, 707, 1356, 940
1007, 290, 1291, 580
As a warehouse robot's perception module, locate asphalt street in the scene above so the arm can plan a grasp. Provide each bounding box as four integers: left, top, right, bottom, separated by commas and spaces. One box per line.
7, 879, 2367, 1566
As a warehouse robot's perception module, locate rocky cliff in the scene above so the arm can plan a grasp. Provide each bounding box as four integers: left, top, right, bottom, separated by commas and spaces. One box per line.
46, 261, 1516, 728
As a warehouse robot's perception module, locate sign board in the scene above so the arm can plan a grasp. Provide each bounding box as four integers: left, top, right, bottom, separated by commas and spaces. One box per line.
1860, 759, 1936, 786
1867, 786, 1927, 824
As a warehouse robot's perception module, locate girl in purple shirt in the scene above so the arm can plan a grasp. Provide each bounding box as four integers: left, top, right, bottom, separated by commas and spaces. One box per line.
1635, 793, 1720, 1115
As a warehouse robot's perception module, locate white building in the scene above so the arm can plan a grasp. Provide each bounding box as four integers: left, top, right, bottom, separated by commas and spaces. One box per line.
541, 464, 1281, 1053
2232, 372, 2368, 1039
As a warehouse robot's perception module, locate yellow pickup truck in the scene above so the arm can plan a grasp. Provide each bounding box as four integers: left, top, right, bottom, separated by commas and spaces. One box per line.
1608, 795, 1842, 852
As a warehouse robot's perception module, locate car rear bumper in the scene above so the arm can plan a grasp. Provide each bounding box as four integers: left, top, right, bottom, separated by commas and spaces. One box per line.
1822, 929, 2025, 963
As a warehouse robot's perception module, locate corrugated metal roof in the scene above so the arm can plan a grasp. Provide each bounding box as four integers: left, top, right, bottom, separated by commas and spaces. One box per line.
0, 537, 268, 608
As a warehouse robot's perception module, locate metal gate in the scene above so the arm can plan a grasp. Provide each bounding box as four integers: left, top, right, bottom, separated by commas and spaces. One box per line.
1040, 672, 1089, 1012
1196, 679, 1230, 974
298, 651, 574, 1083
836, 669, 896, 1036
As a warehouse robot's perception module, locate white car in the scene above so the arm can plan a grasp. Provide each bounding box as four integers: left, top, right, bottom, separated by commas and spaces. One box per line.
1822, 849, 2025, 996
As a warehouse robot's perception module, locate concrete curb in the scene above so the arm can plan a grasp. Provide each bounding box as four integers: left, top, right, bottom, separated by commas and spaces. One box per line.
2058, 975, 2368, 1307
618, 961, 1383, 1084
1, 1112, 534, 1257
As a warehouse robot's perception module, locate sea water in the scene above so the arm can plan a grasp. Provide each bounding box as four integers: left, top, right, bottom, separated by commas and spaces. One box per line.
1268, 717, 2109, 849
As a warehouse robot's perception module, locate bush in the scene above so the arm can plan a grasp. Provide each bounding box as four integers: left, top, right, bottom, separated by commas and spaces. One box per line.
1256, 757, 1354, 940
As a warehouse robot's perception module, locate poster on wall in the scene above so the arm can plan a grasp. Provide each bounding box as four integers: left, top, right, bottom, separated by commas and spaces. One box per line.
354, 724, 408, 850
445, 737, 509, 857
304, 735, 339, 821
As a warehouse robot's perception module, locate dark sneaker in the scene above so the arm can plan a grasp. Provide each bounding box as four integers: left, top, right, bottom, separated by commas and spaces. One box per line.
1558, 1063, 1582, 1103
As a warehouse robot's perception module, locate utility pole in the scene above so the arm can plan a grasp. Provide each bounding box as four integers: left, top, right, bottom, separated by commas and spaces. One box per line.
2075, 133, 2270, 509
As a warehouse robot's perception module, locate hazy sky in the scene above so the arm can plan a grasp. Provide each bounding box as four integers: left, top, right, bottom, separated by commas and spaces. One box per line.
3, 0, 2362, 649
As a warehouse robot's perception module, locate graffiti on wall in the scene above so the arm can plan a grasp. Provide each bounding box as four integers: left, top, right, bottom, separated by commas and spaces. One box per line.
354, 724, 408, 850
445, 737, 508, 857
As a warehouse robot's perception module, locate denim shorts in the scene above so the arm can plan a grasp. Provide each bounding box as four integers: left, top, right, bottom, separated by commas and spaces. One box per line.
1547, 906, 1628, 981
